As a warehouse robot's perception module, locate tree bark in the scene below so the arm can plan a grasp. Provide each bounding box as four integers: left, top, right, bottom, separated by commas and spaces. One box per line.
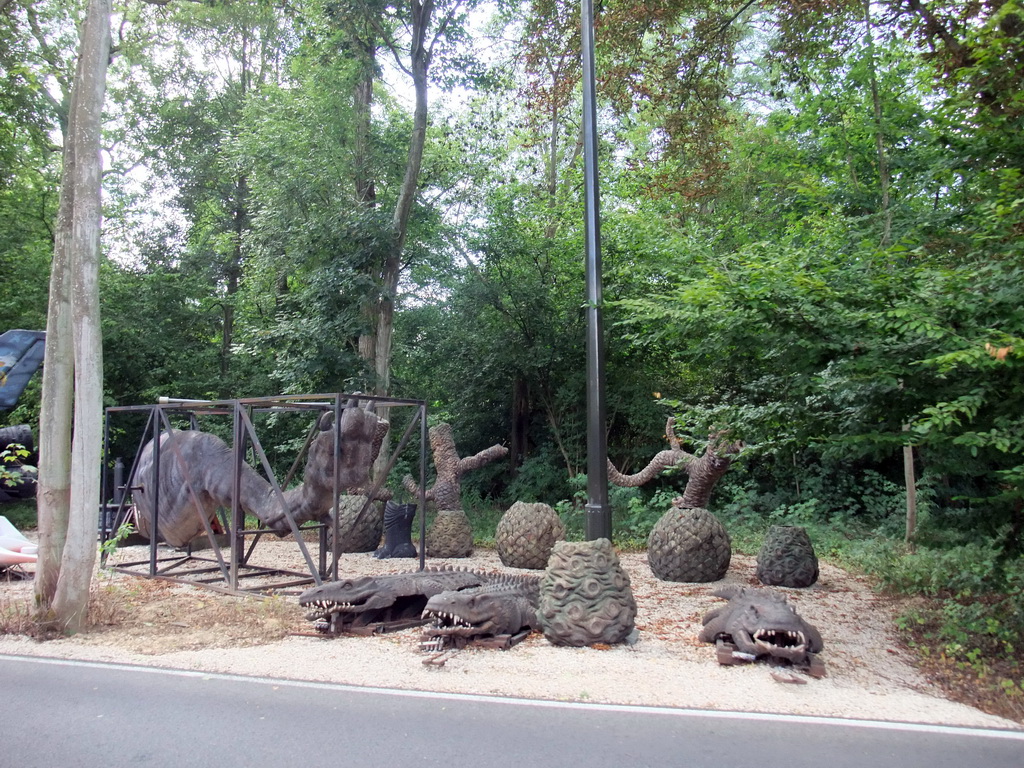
35, 0, 111, 634
35, 110, 76, 608
863, 0, 892, 248
366, 0, 436, 480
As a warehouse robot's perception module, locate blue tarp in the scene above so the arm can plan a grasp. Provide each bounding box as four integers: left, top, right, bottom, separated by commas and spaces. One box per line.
0, 330, 45, 410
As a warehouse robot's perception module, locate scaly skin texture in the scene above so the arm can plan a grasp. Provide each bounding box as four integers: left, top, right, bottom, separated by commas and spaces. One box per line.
133, 401, 388, 547
421, 574, 541, 649
299, 568, 489, 635
698, 586, 824, 664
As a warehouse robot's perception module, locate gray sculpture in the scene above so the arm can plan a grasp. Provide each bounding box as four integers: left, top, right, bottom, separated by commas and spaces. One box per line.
421, 574, 542, 650
403, 422, 508, 558
607, 418, 741, 508
133, 401, 388, 548
299, 568, 490, 634
537, 539, 637, 646
756, 525, 819, 588
698, 586, 824, 669
647, 504, 731, 582
495, 501, 565, 569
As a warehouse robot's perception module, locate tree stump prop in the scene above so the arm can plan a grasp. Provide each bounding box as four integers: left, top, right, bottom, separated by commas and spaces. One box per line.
424, 509, 474, 558
331, 495, 384, 553
756, 525, 819, 588
402, 423, 507, 557
538, 539, 637, 646
495, 501, 565, 570
647, 505, 731, 582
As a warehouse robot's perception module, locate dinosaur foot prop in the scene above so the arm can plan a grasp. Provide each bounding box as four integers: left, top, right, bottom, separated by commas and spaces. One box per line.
374, 501, 417, 559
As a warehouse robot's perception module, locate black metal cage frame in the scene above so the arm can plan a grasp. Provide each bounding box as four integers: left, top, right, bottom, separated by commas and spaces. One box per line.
101, 393, 428, 595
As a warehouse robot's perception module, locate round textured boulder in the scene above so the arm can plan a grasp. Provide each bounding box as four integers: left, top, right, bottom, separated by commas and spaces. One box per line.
647, 507, 731, 582
425, 509, 474, 558
538, 538, 637, 646
331, 495, 384, 553
495, 501, 566, 570
756, 525, 819, 588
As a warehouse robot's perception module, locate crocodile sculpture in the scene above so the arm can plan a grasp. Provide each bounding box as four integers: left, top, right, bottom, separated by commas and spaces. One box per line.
421, 573, 542, 651
299, 568, 489, 635
698, 586, 824, 670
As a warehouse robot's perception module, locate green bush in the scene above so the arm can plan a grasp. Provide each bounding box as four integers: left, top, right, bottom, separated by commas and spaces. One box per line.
1, 499, 37, 531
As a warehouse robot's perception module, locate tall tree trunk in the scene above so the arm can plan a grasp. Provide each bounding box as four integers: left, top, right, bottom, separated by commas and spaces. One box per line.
36, 0, 111, 634
35, 104, 76, 608
221, 173, 247, 384
375, 0, 431, 395
367, 0, 434, 479
863, 0, 892, 247
509, 377, 529, 473
353, 40, 377, 208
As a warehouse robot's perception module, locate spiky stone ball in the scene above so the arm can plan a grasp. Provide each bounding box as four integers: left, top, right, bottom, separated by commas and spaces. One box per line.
331, 495, 384, 553
495, 501, 566, 569
425, 509, 474, 558
538, 539, 637, 646
756, 525, 819, 587
647, 507, 731, 582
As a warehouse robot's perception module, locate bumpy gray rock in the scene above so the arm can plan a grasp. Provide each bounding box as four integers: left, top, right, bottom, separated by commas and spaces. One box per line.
647, 506, 731, 582
425, 509, 474, 558
756, 525, 819, 588
495, 501, 565, 570
331, 495, 384, 553
538, 538, 637, 646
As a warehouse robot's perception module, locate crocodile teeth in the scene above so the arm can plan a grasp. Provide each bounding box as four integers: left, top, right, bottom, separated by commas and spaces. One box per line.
754, 628, 807, 649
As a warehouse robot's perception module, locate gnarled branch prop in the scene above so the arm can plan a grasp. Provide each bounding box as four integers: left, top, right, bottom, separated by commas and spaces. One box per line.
607, 418, 742, 509
402, 422, 508, 510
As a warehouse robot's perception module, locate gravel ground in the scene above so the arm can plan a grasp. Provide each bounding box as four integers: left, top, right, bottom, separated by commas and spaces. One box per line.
1, 538, 1021, 731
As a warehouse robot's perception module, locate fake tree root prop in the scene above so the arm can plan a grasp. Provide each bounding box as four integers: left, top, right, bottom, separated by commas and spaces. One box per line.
607, 417, 741, 508
403, 423, 508, 511
609, 418, 741, 583
403, 423, 508, 558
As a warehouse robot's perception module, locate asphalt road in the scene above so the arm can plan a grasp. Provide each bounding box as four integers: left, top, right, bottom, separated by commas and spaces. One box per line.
1, 655, 1021, 768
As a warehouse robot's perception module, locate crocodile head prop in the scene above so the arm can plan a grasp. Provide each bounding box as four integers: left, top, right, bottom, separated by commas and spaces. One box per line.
299, 568, 488, 635
421, 574, 541, 650
698, 586, 823, 664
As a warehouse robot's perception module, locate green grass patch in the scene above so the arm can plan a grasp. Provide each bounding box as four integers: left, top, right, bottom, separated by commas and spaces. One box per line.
0, 499, 37, 531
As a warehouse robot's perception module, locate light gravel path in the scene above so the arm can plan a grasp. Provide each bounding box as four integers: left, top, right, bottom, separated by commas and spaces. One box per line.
1, 542, 1020, 731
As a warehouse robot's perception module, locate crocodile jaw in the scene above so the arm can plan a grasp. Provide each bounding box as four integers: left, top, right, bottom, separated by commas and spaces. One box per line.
753, 628, 809, 661
421, 608, 495, 637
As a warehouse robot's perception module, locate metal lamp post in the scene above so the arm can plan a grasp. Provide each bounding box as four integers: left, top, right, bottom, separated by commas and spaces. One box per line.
581, 0, 611, 541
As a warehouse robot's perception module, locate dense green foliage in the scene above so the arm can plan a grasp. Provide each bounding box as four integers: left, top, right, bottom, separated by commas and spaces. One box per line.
1, 0, 1022, 700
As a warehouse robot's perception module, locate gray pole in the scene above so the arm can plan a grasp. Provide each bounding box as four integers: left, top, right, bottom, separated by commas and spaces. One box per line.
581, 0, 610, 541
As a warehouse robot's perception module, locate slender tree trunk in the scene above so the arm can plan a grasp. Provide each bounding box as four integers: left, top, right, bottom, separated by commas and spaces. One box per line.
367, 0, 433, 479
36, 0, 111, 634
353, 41, 377, 208
903, 424, 918, 552
221, 173, 247, 384
377, 0, 431, 393
35, 109, 76, 608
509, 377, 529, 473
863, 0, 892, 247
